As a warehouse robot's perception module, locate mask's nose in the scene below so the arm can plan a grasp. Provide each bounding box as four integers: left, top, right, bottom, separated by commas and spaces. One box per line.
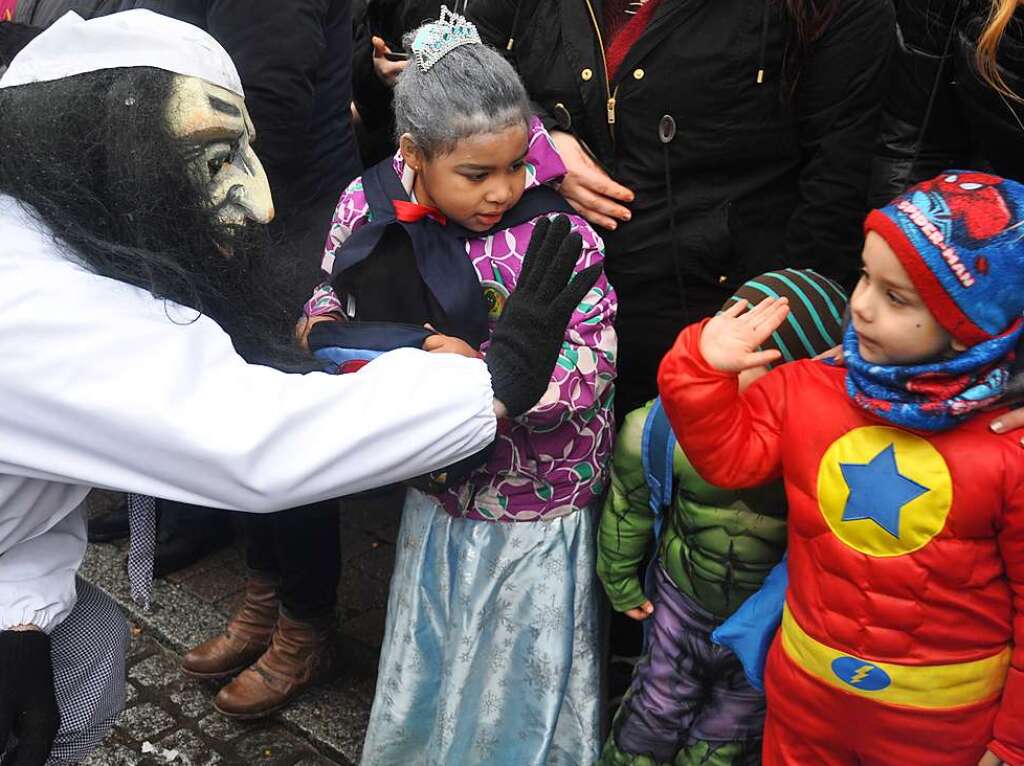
212, 144, 275, 225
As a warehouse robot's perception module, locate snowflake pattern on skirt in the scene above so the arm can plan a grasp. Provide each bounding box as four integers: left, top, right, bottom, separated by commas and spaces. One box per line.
360, 490, 602, 766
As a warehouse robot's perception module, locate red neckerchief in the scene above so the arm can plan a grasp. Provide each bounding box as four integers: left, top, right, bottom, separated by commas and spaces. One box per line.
392, 200, 447, 226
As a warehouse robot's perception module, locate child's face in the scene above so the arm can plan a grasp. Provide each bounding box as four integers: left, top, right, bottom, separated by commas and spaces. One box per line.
403, 124, 529, 232
849, 232, 959, 365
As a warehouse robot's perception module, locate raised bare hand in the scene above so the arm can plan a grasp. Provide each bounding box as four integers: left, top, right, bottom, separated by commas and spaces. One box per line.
699, 297, 790, 373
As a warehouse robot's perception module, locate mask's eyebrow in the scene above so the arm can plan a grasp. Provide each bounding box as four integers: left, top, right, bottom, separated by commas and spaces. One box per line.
208, 95, 243, 118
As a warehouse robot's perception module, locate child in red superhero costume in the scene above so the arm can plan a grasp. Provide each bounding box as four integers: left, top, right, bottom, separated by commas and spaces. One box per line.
658, 171, 1024, 766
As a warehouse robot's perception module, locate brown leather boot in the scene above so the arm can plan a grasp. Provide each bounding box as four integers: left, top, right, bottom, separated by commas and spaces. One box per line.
181, 575, 279, 679
212, 611, 338, 719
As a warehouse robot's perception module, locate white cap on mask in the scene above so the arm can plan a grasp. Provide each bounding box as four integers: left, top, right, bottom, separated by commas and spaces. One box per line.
0, 9, 243, 95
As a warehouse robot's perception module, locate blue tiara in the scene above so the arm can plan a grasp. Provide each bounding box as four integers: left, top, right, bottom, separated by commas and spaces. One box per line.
411, 5, 482, 72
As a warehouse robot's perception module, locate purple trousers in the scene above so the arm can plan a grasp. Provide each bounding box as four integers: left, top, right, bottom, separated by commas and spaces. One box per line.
612, 564, 765, 763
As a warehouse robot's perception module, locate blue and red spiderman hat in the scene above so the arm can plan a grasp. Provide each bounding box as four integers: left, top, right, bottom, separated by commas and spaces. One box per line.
865, 171, 1024, 347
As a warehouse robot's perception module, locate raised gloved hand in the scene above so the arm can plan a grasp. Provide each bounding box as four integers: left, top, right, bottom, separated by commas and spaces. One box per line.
0, 630, 59, 766
486, 215, 602, 418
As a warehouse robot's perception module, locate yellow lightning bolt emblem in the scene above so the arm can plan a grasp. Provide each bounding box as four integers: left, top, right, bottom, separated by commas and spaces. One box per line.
849, 665, 874, 685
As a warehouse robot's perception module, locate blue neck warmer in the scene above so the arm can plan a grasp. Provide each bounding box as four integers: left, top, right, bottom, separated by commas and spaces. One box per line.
843, 321, 1023, 432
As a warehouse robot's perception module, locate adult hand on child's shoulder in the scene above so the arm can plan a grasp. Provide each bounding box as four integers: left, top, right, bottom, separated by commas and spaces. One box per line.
699, 297, 790, 373
989, 407, 1024, 440
991, 366, 1024, 442
624, 600, 655, 622
977, 750, 1002, 766
550, 131, 634, 231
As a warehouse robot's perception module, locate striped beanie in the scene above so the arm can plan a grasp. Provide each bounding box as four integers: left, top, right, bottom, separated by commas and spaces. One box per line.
722, 269, 848, 362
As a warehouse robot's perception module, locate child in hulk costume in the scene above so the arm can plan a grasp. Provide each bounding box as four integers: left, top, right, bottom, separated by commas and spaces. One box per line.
597, 269, 848, 766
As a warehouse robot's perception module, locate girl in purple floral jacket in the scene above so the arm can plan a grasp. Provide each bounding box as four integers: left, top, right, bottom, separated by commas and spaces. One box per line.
301, 10, 616, 765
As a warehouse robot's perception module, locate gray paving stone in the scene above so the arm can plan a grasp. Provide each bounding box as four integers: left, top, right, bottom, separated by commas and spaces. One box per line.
231, 727, 307, 765
126, 627, 160, 662
336, 569, 389, 616
129, 652, 183, 689
293, 755, 350, 766
125, 682, 139, 705
181, 566, 245, 604
157, 728, 223, 766
117, 702, 177, 741
170, 682, 214, 719
339, 609, 386, 650
196, 713, 260, 743
337, 529, 380, 562
281, 685, 370, 766
345, 546, 395, 591
214, 590, 244, 618
81, 743, 144, 766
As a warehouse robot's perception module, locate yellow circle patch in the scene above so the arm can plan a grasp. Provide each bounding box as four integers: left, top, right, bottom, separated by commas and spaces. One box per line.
816, 426, 952, 557
481, 281, 510, 322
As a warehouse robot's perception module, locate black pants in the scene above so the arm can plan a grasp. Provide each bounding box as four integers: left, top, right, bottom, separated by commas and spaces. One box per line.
245, 499, 341, 620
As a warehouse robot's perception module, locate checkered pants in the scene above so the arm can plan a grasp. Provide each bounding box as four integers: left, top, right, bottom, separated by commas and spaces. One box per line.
1, 579, 129, 766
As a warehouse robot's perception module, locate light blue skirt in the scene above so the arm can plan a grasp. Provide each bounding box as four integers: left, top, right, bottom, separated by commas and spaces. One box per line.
360, 490, 602, 766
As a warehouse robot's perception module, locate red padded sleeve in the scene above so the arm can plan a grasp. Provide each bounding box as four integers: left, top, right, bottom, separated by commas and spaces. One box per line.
656, 320, 786, 490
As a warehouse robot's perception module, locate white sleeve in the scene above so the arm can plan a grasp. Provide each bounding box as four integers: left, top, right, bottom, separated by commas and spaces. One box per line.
0, 253, 497, 513
0, 506, 84, 633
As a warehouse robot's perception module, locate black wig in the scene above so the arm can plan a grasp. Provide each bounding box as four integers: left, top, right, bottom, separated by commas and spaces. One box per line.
0, 67, 318, 371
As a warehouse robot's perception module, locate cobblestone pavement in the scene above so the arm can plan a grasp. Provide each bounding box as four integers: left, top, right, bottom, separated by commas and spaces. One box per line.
79, 489, 405, 766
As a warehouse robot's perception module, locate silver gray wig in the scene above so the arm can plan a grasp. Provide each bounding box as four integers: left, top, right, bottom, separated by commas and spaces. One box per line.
394, 30, 532, 158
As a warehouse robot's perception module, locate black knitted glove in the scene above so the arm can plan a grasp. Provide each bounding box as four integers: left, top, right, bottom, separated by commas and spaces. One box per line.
487, 215, 602, 418
0, 630, 59, 766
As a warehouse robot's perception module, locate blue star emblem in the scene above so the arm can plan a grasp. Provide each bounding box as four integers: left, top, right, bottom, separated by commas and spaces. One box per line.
839, 444, 929, 539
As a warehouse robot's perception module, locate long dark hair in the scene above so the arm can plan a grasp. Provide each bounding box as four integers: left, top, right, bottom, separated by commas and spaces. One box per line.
0, 67, 318, 371
781, 0, 842, 96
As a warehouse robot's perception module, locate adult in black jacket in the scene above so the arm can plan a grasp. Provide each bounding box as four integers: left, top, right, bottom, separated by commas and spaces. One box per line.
871, 0, 1024, 206
471, 0, 895, 417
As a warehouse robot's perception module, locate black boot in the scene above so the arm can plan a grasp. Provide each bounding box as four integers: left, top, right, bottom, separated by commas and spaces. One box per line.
152, 501, 235, 578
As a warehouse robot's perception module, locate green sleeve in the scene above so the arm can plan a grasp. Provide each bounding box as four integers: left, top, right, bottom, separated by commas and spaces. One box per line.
596, 401, 657, 612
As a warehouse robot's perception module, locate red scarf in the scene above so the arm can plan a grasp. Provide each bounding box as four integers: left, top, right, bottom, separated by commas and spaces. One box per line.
392, 200, 447, 226
604, 0, 665, 81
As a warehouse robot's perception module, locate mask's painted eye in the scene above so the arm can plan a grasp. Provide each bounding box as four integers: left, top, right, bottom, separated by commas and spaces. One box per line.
206, 141, 239, 178
960, 182, 983, 190
207, 156, 227, 177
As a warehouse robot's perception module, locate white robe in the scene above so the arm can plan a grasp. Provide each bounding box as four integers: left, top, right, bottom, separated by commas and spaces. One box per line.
0, 195, 497, 633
